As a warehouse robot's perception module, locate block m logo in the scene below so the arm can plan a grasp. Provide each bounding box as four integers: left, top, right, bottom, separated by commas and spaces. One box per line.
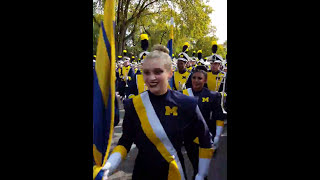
165, 106, 178, 116
202, 97, 209, 102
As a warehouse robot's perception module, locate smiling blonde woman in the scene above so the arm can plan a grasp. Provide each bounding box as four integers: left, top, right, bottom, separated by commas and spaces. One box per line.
101, 45, 214, 180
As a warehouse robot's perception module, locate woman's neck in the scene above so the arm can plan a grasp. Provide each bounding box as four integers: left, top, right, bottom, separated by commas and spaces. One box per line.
192, 87, 203, 93
179, 69, 186, 74
148, 89, 169, 97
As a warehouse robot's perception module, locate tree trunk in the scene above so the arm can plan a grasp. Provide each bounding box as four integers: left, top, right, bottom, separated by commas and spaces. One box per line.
116, 25, 127, 58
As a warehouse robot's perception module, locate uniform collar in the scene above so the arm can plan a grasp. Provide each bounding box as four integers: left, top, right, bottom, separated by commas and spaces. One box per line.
211, 70, 221, 75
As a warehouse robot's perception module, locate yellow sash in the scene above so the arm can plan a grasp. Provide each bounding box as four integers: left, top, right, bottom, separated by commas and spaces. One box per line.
132, 92, 185, 180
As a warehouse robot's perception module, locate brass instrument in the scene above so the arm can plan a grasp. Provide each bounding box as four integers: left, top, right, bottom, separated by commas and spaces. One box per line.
178, 81, 186, 91
220, 73, 227, 115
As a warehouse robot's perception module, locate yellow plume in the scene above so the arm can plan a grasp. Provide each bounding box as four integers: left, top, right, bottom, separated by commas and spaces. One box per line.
141, 34, 149, 40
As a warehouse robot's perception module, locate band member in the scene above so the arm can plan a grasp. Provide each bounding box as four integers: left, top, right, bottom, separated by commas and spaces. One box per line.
189, 57, 197, 73
186, 61, 193, 72
123, 49, 129, 60
125, 33, 151, 98
100, 45, 214, 180
127, 60, 148, 97
115, 57, 123, 93
139, 33, 150, 62
170, 52, 191, 91
207, 59, 225, 92
181, 66, 225, 179
118, 57, 135, 99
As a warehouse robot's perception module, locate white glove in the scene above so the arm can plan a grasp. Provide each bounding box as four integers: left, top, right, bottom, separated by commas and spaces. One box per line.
102, 170, 109, 180
213, 136, 220, 150
101, 162, 111, 180
195, 174, 205, 180
101, 152, 122, 179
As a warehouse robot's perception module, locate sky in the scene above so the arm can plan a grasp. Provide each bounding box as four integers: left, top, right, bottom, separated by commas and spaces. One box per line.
207, 0, 227, 44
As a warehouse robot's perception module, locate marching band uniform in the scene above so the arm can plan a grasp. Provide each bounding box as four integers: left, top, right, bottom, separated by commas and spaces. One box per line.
128, 69, 148, 97
103, 90, 214, 180
206, 60, 225, 92
115, 57, 123, 94
186, 62, 225, 92
186, 42, 226, 92
170, 52, 191, 91
206, 41, 225, 70
182, 87, 225, 179
118, 57, 134, 98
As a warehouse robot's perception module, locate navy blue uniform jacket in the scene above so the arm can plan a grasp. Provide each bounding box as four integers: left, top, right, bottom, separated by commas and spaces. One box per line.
118, 90, 213, 180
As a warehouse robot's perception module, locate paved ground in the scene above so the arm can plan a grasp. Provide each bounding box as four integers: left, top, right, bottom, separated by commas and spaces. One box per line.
108, 96, 227, 180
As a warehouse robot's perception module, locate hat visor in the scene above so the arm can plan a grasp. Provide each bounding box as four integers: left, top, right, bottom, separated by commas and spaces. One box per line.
177, 58, 187, 62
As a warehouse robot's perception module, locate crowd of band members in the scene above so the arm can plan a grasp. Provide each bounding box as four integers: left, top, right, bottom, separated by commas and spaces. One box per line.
93, 34, 228, 180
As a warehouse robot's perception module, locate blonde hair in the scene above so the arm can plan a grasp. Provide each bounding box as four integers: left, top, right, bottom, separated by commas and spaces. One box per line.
145, 44, 172, 72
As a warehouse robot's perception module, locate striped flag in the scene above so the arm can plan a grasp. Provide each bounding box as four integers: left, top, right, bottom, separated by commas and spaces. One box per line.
93, 0, 116, 179
167, 17, 174, 59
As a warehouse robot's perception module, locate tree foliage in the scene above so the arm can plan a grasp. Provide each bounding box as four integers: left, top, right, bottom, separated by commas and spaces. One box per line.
93, 0, 227, 59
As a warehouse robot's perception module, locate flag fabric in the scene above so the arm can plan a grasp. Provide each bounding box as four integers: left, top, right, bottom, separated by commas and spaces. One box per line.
93, 0, 116, 179
167, 17, 174, 59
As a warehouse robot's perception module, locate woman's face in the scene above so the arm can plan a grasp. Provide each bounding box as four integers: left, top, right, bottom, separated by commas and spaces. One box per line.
142, 58, 172, 95
192, 72, 207, 92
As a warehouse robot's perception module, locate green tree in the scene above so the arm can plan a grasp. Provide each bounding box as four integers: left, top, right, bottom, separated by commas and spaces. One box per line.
93, 0, 227, 59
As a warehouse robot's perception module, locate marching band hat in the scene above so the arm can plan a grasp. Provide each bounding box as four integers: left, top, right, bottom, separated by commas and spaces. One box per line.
141, 34, 149, 40
197, 50, 203, 60
177, 52, 190, 62
198, 59, 205, 65
141, 34, 149, 51
212, 40, 218, 54
208, 53, 223, 62
123, 49, 128, 56
211, 59, 222, 64
182, 42, 190, 52
123, 57, 130, 62
139, 51, 149, 60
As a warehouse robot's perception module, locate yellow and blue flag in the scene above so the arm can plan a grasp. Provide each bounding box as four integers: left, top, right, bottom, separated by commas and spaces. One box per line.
167, 17, 174, 59
93, 0, 116, 179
